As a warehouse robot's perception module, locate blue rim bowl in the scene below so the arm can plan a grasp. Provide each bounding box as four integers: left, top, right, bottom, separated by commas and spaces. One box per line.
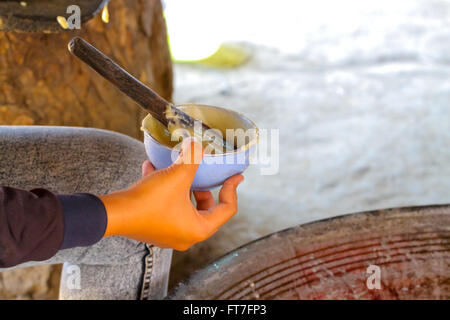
141, 104, 258, 191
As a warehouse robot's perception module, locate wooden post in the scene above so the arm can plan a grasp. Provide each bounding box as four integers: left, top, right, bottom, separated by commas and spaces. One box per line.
0, 0, 173, 139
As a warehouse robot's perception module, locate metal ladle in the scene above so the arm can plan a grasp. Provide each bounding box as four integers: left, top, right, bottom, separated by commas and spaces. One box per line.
68, 37, 235, 152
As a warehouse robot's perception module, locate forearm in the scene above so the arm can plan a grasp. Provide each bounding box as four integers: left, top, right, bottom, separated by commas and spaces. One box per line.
0, 187, 107, 268
0, 140, 241, 267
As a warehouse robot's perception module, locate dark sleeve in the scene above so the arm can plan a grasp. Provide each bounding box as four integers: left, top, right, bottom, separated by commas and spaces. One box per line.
0, 187, 107, 268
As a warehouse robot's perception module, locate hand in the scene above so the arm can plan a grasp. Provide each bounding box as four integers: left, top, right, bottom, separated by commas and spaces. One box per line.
100, 139, 244, 251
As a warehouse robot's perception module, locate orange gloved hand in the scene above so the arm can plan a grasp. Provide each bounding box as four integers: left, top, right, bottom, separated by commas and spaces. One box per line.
99, 139, 244, 251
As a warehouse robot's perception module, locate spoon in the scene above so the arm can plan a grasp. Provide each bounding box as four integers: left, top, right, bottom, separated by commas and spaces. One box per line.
68, 37, 235, 152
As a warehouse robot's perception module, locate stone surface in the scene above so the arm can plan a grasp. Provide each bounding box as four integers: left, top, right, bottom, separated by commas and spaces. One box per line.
169, 1, 450, 287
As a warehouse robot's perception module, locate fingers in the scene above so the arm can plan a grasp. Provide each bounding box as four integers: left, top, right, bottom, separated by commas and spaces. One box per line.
194, 190, 215, 210
141, 160, 155, 177
169, 138, 204, 186
201, 174, 244, 228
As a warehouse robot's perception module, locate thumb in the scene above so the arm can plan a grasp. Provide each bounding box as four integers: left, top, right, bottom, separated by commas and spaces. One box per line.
168, 137, 204, 185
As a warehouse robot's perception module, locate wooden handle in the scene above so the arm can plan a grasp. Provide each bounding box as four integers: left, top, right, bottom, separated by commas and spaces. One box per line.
68, 37, 235, 151
68, 36, 170, 125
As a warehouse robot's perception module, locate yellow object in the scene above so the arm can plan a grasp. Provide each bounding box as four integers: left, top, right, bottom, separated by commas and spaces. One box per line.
175, 44, 250, 68
56, 16, 68, 29
197, 44, 250, 68
101, 5, 109, 23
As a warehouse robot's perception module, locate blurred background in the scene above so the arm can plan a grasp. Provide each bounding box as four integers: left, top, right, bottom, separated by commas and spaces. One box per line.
164, 0, 450, 285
